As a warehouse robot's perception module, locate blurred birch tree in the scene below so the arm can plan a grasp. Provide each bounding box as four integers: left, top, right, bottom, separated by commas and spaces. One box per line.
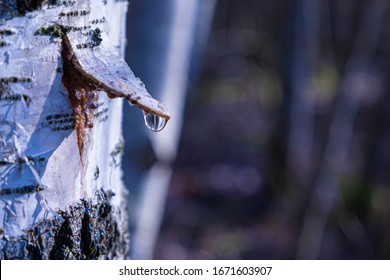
0, 0, 169, 259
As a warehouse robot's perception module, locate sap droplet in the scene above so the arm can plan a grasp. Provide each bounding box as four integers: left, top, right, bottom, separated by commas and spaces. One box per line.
143, 111, 167, 132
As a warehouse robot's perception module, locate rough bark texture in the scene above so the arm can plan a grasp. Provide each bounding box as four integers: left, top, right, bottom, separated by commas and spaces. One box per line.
0, 189, 127, 260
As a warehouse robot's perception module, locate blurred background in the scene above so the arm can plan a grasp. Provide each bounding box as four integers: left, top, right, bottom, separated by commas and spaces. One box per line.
122, 0, 390, 259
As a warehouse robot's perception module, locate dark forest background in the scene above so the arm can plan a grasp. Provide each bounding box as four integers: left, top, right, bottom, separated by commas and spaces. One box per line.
124, 0, 390, 259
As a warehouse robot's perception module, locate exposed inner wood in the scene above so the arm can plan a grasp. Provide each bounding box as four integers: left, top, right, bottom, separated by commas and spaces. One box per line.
61, 35, 99, 159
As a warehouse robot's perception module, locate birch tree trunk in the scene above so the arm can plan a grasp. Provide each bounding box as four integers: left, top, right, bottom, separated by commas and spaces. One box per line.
0, 0, 169, 259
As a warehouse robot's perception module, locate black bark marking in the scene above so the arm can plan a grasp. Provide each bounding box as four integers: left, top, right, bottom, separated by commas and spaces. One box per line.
0, 184, 46, 196
0, 1, 77, 19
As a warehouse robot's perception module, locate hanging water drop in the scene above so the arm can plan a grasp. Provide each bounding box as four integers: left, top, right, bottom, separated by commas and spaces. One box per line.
143, 111, 167, 132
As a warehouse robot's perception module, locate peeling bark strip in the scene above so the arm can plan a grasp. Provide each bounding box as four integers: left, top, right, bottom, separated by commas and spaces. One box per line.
0, 190, 129, 260
59, 20, 170, 155
61, 29, 171, 121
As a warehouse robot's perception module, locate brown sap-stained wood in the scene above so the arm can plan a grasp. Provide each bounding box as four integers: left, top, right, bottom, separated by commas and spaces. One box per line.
61, 34, 98, 158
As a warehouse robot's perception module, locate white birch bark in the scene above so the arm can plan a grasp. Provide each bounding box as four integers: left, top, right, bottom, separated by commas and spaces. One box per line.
0, 0, 169, 259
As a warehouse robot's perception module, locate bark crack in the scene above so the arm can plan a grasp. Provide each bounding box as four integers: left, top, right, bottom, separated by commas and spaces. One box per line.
61, 32, 99, 159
